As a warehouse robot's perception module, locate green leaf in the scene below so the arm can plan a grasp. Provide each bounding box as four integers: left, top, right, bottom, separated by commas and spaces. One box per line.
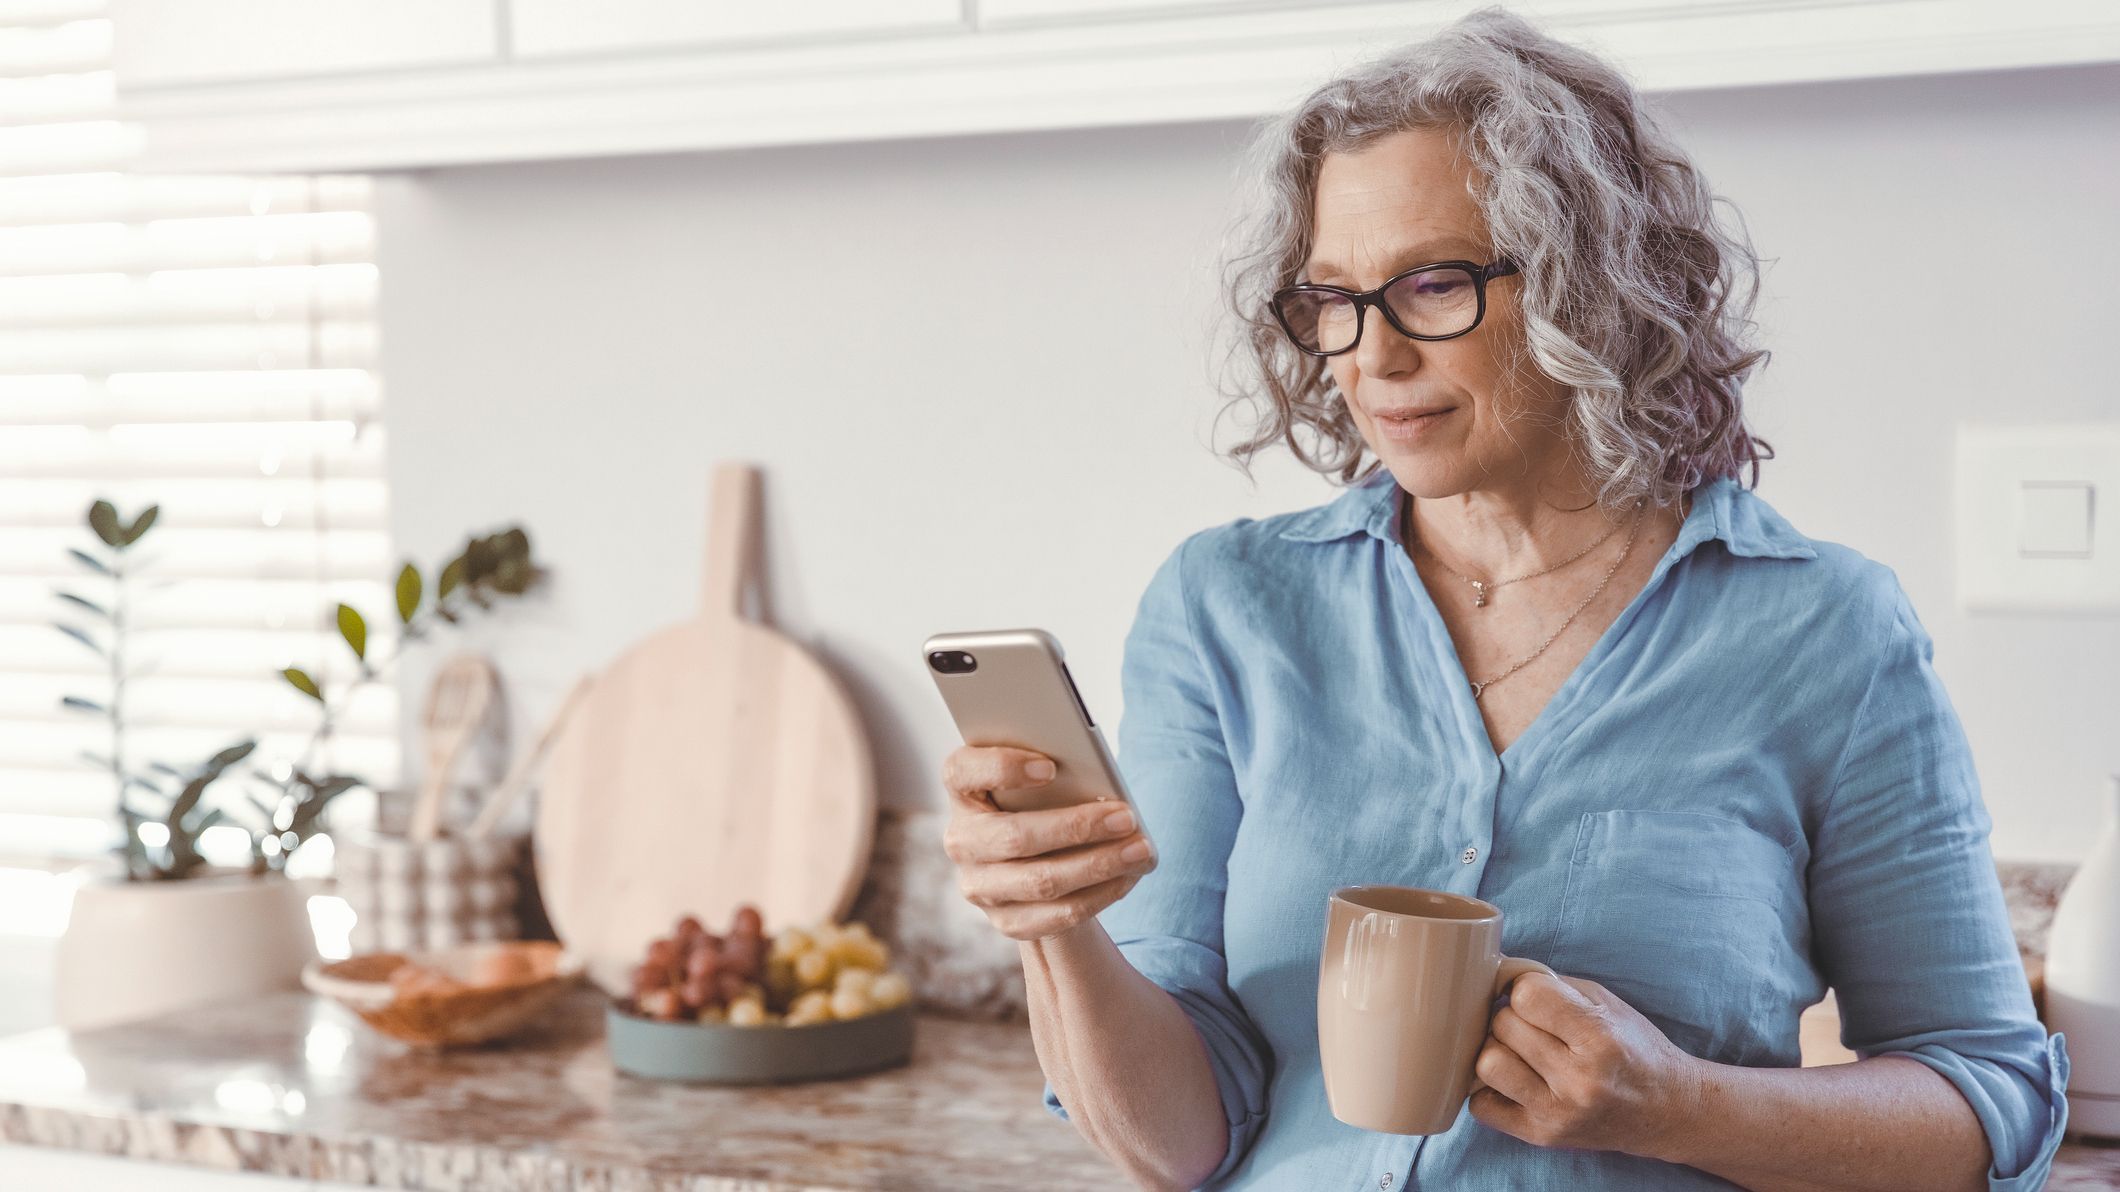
395, 563, 421, 624
88, 499, 123, 547
282, 667, 323, 702
66, 547, 110, 575
336, 603, 366, 660
53, 622, 102, 656
209, 740, 256, 769
437, 557, 465, 602
122, 505, 159, 545
168, 774, 211, 826
54, 591, 107, 619
492, 559, 529, 595
60, 695, 105, 715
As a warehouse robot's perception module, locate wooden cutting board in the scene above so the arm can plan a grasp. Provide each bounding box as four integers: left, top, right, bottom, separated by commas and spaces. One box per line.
536, 464, 876, 995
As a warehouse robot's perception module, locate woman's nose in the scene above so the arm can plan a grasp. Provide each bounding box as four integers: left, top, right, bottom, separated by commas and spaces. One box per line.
1352, 307, 1425, 379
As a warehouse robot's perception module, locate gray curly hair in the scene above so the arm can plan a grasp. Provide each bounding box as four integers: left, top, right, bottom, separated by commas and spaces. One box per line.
1209, 5, 1774, 511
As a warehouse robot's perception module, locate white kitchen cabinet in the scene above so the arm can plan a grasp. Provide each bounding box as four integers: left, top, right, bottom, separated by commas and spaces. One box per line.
103, 0, 2120, 174
108, 0, 497, 88
976, 0, 1366, 27
509, 0, 968, 60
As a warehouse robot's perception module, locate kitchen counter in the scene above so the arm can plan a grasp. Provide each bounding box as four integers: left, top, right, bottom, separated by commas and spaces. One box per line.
0, 985, 1115, 1191
2, 982, 2116, 1190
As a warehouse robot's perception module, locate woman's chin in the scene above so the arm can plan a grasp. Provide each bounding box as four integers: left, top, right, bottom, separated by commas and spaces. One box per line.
1378, 456, 1475, 499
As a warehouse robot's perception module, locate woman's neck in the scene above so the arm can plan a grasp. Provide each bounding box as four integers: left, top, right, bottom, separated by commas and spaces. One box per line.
1399, 474, 1643, 580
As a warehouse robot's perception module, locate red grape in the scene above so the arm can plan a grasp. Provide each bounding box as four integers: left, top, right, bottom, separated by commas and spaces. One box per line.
721, 936, 761, 978
686, 948, 720, 983
731, 904, 763, 939
641, 988, 682, 1021
631, 962, 662, 996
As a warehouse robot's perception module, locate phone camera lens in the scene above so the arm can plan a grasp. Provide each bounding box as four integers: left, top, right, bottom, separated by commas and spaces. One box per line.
927, 650, 977, 674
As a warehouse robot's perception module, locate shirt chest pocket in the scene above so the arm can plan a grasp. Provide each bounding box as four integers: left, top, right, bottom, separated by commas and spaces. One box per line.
1551, 809, 1808, 1065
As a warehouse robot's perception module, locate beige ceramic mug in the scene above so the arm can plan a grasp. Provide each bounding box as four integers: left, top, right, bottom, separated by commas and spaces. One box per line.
1318, 885, 1555, 1134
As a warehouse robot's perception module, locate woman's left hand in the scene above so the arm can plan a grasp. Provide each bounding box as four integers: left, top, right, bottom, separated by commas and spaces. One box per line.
1468, 972, 1705, 1160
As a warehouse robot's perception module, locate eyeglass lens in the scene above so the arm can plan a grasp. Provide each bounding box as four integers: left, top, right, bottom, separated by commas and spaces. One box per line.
1277, 267, 1481, 352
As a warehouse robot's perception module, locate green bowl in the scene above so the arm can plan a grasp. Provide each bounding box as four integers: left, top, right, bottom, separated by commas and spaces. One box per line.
605, 1000, 915, 1084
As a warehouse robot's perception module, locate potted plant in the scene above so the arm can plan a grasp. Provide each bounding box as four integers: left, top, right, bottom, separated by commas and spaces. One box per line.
285, 526, 549, 955
49, 499, 543, 1031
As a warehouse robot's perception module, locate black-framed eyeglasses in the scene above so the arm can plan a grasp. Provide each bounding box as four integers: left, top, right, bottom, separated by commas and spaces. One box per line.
1270, 258, 1520, 357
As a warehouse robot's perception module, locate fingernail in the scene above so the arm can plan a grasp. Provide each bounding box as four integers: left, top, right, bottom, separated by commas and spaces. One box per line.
1026, 760, 1055, 781
1121, 839, 1152, 863
1102, 807, 1134, 833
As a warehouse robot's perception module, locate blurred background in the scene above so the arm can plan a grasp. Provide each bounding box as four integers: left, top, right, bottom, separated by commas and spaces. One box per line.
0, 4, 2116, 1184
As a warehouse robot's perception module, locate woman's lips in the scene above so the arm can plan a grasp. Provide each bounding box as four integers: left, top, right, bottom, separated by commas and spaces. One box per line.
1377, 408, 1455, 441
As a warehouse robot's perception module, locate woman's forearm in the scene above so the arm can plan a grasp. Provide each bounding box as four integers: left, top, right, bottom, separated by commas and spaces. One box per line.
1022, 922, 1229, 1191
1649, 1054, 1988, 1192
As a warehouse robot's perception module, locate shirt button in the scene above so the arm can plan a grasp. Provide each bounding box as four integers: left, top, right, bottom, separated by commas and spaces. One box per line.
1380, 1176, 1393, 1189
1461, 846, 1479, 864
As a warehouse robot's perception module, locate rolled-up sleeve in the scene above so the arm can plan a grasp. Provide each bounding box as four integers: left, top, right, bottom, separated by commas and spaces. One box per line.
1806, 578, 2070, 1191
1040, 531, 1273, 1187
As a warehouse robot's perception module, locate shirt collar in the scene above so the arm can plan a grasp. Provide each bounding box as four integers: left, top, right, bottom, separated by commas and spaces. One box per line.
1273, 466, 1817, 561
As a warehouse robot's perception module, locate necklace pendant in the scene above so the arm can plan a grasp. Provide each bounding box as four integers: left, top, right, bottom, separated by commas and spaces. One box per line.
1471, 581, 1488, 608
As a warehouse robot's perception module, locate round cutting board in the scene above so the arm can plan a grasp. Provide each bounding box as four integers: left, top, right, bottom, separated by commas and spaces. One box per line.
536, 464, 876, 995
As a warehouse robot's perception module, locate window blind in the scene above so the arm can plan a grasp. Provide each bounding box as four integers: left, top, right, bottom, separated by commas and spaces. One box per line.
0, 0, 396, 857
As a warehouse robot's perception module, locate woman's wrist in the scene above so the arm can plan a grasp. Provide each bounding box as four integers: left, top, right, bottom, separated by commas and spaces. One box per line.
1021, 919, 1112, 967
1626, 1051, 1715, 1166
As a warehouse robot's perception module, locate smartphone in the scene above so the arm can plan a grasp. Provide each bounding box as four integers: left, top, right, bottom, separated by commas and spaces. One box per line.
922, 628, 1141, 823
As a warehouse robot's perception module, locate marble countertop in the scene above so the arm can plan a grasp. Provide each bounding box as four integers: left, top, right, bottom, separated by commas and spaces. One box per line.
2052, 1144, 2120, 1192
1, 981, 2115, 1190
0, 986, 1115, 1191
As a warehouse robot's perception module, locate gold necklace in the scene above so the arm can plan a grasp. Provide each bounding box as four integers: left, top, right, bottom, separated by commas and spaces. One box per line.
1406, 494, 1635, 609
1458, 504, 1647, 701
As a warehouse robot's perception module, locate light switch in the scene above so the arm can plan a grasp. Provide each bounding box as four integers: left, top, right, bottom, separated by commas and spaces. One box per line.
1956, 424, 2120, 613
2018, 481, 2094, 557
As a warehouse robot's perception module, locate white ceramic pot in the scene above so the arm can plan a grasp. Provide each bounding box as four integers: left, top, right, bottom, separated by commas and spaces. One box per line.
54, 870, 316, 1032
2048, 774, 2120, 1139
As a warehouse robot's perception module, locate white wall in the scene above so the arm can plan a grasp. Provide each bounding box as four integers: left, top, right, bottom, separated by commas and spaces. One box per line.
375, 63, 2120, 863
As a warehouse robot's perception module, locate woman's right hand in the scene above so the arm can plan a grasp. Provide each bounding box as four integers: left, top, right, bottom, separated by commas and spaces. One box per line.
940, 744, 1158, 942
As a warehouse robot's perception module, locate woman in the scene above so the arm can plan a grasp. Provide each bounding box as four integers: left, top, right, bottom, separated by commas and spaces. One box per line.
938, 8, 2068, 1190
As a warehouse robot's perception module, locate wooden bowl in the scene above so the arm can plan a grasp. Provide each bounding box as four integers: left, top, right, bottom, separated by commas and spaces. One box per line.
605, 1000, 914, 1084
302, 940, 583, 1048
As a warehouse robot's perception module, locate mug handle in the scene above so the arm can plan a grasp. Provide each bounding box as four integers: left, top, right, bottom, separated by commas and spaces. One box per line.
1467, 956, 1558, 1098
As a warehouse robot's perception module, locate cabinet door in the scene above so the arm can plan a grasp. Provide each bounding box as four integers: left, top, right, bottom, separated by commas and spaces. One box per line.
509, 0, 967, 59
110, 0, 498, 88
977, 0, 1366, 26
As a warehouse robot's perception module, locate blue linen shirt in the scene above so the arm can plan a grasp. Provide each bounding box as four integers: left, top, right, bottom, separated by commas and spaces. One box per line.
1041, 467, 2069, 1190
